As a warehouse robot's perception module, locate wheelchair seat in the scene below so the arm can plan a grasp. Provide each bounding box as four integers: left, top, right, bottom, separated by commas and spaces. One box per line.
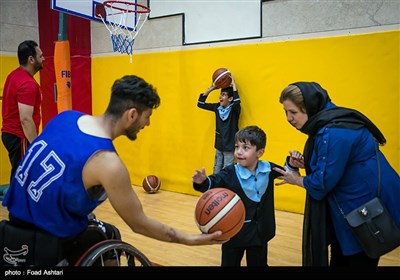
0, 220, 66, 266
0, 219, 108, 266
0, 219, 151, 267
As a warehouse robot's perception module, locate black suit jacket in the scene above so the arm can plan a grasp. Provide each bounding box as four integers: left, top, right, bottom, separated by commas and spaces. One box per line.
193, 163, 283, 247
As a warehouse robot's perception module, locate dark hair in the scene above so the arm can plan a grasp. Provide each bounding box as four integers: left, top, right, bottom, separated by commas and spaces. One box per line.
235, 125, 266, 150
221, 87, 234, 98
18, 40, 38, 65
105, 75, 161, 118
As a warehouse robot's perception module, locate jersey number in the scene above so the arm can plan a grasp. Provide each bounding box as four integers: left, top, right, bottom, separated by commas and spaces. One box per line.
14, 140, 66, 202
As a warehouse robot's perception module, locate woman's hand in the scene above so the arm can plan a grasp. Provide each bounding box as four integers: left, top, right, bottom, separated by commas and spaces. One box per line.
289, 150, 304, 168
273, 166, 304, 187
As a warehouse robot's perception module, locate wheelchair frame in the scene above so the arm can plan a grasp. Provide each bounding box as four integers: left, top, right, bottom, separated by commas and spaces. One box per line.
74, 239, 152, 266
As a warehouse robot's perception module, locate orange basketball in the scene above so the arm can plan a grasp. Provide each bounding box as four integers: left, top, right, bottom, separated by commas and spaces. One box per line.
195, 188, 245, 240
212, 68, 232, 89
142, 175, 161, 194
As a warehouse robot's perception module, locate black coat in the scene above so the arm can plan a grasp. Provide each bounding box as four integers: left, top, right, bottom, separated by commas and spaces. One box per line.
193, 163, 282, 247
197, 91, 241, 152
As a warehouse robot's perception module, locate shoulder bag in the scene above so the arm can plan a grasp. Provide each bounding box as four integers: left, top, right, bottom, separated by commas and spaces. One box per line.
334, 144, 400, 259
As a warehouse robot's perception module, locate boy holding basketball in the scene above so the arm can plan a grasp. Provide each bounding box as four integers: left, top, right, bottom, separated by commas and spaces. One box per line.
192, 125, 283, 266
196, 74, 241, 174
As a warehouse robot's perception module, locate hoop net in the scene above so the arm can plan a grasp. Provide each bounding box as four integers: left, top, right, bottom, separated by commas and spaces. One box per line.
96, 1, 150, 62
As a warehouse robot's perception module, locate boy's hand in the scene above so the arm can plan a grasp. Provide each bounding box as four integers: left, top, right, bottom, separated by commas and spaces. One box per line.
203, 85, 216, 96
230, 75, 237, 90
192, 167, 207, 184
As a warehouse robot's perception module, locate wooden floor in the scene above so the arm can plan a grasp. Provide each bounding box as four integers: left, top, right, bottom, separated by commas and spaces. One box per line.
0, 185, 399, 266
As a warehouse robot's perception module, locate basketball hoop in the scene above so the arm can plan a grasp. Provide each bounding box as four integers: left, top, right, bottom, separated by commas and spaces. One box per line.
95, 1, 150, 62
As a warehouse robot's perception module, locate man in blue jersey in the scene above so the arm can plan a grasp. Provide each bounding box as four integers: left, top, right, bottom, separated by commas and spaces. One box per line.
2, 75, 224, 265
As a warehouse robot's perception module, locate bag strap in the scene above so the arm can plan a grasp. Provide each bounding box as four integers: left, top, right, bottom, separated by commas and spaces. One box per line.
334, 142, 381, 217
376, 142, 381, 197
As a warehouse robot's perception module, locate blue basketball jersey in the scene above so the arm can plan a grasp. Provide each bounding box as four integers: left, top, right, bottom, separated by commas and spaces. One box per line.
3, 110, 116, 237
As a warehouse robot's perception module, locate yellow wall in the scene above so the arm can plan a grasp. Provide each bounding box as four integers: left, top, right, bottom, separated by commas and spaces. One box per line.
91, 30, 399, 214
1, 31, 398, 214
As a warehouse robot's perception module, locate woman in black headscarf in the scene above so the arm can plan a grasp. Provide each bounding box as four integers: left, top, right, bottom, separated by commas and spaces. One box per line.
273, 82, 400, 266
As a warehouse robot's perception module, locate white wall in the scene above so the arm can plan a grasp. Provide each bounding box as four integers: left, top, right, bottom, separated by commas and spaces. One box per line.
0, 0, 39, 54
1, 0, 398, 55
90, 0, 400, 56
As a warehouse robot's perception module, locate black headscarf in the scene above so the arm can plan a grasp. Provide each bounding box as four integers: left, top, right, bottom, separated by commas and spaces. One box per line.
291, 82, 386, 266
294, 82, 386, 163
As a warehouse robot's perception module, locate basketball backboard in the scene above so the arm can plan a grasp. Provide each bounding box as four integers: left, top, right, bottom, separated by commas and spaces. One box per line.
50, 0, 139, 30
51, 0, 149, 59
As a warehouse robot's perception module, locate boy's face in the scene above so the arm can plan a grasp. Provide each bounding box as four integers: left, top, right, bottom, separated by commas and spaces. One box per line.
219, 91, 233, 108
234, 140, 264, 170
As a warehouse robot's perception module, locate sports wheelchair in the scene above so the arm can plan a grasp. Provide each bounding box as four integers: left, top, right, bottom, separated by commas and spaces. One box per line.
0, 220, 152, 267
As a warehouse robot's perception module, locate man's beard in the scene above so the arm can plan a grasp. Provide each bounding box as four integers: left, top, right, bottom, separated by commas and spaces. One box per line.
126, 132, 137, 141
33, 60, 43, 72
126, 122, 139, 141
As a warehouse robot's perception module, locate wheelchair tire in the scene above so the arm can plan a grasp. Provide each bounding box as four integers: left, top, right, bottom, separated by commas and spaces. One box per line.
74, 240, 152, 267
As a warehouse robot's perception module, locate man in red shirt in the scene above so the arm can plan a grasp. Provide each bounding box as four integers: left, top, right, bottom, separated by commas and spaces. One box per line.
1, 40, 44, 183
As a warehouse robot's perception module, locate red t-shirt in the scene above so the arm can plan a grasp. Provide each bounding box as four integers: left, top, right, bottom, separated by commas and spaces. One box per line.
1, 67, 42, 139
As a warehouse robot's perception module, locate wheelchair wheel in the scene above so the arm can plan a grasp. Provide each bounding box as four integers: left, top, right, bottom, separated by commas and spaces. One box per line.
74, 240, 152, 267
